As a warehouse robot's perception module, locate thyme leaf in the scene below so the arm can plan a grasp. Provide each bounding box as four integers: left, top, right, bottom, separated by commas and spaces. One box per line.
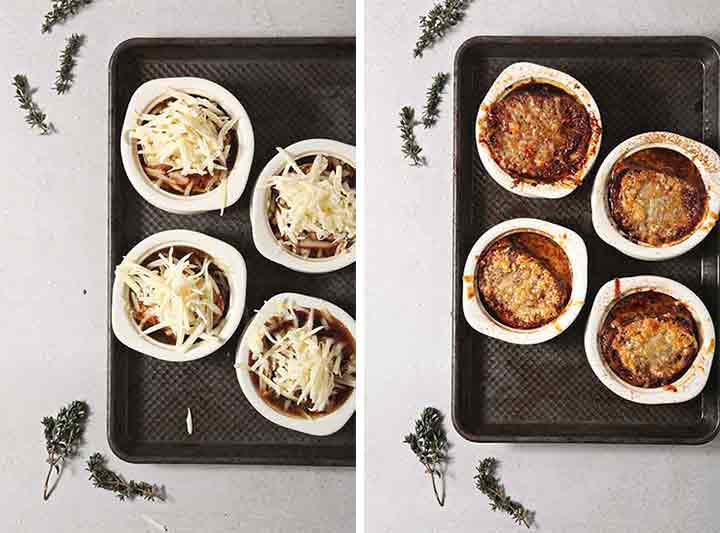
42, 0, 93, 34
474, 457, 534, 528
87, 453, 163, 502
422, 72, 449, 128
13, 75, 53, 135
399, 106, 425, 166
55, 33, 85, 94
414, 0, 472, 58
41, 400, 89, 500
404, 407, 448, 506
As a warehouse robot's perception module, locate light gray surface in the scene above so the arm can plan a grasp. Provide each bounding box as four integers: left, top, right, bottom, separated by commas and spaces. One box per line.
0, 2, 354, 532
365, 1, 720, 532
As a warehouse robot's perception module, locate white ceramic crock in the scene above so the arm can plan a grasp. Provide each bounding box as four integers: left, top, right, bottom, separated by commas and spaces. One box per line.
475, 62, 602, 199
120, 77, 255, 214
584, 276, 715, 405
462, 218, 588, 345
235, 292, 356, 436
250, 139, 356, 273
591, 131, 720, 261
111, 229, 247, 362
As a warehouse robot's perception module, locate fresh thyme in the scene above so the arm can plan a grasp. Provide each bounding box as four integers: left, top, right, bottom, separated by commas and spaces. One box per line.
54, 33, 85, 94
403, 407, 448, 506
41, 400, 89, 500
87, 453, 163, 501
42, 0, 93, 34
422, 72, 449, 128
414, 0, 472, 58
13, 75, 52, 135
399, 106, 425, 166
474, 458, 533, 528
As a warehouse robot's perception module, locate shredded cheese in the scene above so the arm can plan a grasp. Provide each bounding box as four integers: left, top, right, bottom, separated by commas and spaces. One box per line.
186, 407, 193, 435
265, 148, 356, 250
246, 300, 355, 413
130, 89, 238, 212
116, 248, 224, 353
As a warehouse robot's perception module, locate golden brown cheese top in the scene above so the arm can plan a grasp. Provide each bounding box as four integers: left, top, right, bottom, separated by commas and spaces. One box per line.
599, 290, 699, 388
478, 83, 592, 184
475, 231, 571, 329
609, 148, 706, 246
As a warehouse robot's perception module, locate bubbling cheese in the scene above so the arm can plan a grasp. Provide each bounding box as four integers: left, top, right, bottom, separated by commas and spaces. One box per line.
245, 300, 355, 413
265, 148, 356, 251
116, 248, 224, 353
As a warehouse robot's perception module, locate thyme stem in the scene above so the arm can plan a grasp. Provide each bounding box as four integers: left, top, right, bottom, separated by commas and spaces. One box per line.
42, 460, 55, 501
414, 0, 472, 58
399, 106, 425, 166
42, 0, 93, 34
422, 72, 450, 128
13, 74, 52, 135
41, 400, 88, 500
404, 407, 449, 506
55, 33, 85, 94
429, 468, 445, 506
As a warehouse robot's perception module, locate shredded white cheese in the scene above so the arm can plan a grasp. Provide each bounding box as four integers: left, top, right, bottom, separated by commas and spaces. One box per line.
131, 90, 237, 177
130, 90, 238, 212
116, 248, 223, 353
141, 514, 168, 532
265, 148, 356, 249
246, 300, 355, 413
186, 408, 193, 435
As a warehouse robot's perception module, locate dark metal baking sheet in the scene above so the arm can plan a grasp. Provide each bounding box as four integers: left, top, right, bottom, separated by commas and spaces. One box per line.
108, 38, 355, 464
452, 36, 720, 444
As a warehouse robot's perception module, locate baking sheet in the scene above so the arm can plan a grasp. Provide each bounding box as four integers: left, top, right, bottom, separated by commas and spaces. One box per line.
452, 36, 720, 444
108, 38, 356, 464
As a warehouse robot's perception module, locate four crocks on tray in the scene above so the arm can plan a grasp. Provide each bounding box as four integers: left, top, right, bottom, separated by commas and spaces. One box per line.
111, 77, 357, 436
463, 62, 719, 405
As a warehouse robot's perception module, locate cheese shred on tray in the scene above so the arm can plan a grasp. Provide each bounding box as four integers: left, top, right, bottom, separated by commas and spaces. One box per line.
130, 90, 238, 212
116, 246, 229, 353
245, 300, 356, 417
265, 148, 356, 259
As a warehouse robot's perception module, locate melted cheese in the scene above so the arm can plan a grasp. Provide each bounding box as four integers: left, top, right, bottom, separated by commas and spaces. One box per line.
246, 300, 355, 413
265, 148, 356, 247
116, 248, 222, 353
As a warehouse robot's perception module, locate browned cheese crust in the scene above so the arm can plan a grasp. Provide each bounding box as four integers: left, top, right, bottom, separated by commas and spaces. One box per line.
478, 83, 592, 185
609, 148, 706, 246
598, 291, 699, 388
475, 232, 572, 329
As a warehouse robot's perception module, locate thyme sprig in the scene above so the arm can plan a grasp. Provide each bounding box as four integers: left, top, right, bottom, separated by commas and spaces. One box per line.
41, 400, 89, 500
87, 453, 163, 501
404, 407, 448, 506
474, 458, 533, 528
422, 72, 449, 128
55, 33, 85, 94
13, 75, 52, 134
42, 0, 93, 34
414, 0, 472, 58
399, 106, 425, 166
